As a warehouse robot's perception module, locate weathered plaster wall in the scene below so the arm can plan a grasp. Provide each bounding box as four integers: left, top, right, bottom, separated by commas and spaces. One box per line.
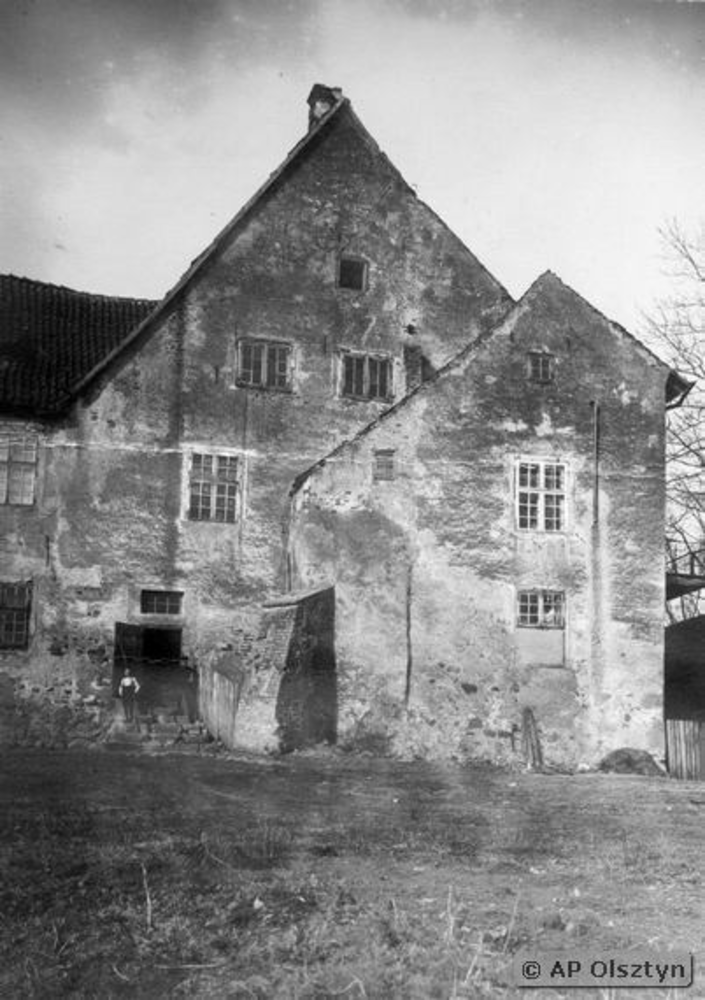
289, 276, 669, 765
1, 105, 512, 745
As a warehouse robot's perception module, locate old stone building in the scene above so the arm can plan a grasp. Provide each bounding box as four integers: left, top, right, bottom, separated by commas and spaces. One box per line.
288, 272, 689, 765
0, 86, 688, 762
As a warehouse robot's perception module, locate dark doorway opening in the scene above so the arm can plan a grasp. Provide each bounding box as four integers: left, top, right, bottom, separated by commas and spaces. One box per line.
274, 588, 337, 753
113, 623, 197, 722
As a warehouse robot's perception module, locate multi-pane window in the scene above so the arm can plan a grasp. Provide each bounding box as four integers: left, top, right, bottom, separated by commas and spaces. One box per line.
189, 454, 239, 523
337, 256, 368, 291
0, 434, 37, 505
517, 461, 566, 531
140, 590, 183, 615
341, 353, 392, 401
528, 352, 555, 383
517, 590, 565, 628
237, 340, 291, 390
0, 581, 32, 649
373, 449, 395, 481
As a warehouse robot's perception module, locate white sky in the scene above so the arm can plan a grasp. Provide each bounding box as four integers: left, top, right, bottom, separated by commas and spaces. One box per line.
1, 0, 704, 334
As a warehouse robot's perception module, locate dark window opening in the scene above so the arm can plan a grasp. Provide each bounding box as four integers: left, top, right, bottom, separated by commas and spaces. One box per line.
373, 450, 395, 481
528, 352, 555, 383
0, 581, 32, 649
189, 453, 239, 523
518, 590, 565, 628
338, 256, 368, 291
341, 353, 392, 401
141, 590, 183, 615
237, 340, 291, 390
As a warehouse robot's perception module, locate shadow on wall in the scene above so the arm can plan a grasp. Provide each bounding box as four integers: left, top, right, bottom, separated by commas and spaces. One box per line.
275, 587, 337, 752
666, 615, 705, 721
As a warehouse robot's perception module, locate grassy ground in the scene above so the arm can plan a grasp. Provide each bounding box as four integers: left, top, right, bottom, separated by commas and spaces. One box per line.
0, 746, 702, 998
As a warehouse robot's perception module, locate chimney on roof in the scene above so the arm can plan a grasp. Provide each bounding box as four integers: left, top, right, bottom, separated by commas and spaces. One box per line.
307, 84, 343, 129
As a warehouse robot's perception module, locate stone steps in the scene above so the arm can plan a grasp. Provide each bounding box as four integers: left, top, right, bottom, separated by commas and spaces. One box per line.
106, 716, 207, 749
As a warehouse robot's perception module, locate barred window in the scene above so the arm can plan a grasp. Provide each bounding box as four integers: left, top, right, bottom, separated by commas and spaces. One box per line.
373, 449, 395, 481
140, 590, 183, 615
0, 581, 32, 649
341, 353, 392, 401
517, 461, 565, 531
189, 454, 239, 523
518, 590, 565, 628
0, 434, 37, 506
528, 352, 555, 383
237, 340, 291, 390
337, 256, 368, 291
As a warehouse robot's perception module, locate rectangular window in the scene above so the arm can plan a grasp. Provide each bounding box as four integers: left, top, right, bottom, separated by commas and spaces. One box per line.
517, 461, 565, 531
338, 256, 368, 291
140, 590, 183, 615
189, 453, 239, 523
373, 449, 395, 481
341, 353, 392, 401
0, 581, 32, 649
528, 352, 555, 383
0, 434, 37, 505
237, 340, 291, 390
518, 590, 565, 628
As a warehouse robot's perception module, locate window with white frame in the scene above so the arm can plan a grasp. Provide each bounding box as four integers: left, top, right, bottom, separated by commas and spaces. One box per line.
237, 339, 291, 390
0, 581, 32, 649
517, 590, 565, 628
516, 460, 566, 531
528, 352, 555, 383
188, 454, 239, 523
0, 433, 37, 506
341, 352, 392, 401
140, 590, 183, 615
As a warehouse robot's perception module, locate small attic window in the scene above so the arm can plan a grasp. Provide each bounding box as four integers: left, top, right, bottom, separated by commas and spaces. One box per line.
338, 256, 368, 291
373, 450, 395, 481
528, 352, 555, 383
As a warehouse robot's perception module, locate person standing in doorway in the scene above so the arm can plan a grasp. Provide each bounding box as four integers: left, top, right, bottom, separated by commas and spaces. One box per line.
118, 666, 140, 722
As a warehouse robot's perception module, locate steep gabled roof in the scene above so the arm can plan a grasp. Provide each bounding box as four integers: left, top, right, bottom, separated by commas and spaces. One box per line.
1, 87, 512, 417
56, 90, 513, 406
0, 274, 157, 417
290, 269, 691, 496
523, 271, 692, 406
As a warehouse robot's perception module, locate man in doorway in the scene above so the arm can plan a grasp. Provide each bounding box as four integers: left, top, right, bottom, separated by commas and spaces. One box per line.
118, 666, 140, 722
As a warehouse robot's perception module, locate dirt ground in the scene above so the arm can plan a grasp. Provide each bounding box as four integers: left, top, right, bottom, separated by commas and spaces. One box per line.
0, 746, 702, 998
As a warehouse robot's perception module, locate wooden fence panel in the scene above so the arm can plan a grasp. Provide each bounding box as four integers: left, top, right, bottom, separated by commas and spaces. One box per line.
666, 719, 704, 780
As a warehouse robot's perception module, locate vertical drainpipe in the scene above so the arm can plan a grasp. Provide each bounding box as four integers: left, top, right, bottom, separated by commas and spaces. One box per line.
589, 400, 603, 749
404, 564, 413, 707
590, 400, 600, 527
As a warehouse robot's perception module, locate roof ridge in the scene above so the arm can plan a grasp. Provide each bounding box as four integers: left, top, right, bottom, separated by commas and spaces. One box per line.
0, 272, 158, 306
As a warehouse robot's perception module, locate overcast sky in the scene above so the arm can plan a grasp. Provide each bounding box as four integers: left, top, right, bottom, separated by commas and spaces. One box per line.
1, 0, 703, 333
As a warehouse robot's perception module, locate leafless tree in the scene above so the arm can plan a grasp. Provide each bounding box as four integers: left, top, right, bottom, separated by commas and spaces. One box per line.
642, 221, 704, 618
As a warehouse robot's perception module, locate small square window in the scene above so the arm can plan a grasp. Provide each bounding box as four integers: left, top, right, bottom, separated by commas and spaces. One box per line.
528, 352, 555, 383
518, 590, 565, 628
373, 450, 395, 481
140, 590, 183, 615
237, 340, 291, 390
341, 352, 392, 401
338, 257, 368, 291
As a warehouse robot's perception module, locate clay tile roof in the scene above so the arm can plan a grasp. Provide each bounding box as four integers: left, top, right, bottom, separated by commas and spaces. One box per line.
0, 274, 157, 417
